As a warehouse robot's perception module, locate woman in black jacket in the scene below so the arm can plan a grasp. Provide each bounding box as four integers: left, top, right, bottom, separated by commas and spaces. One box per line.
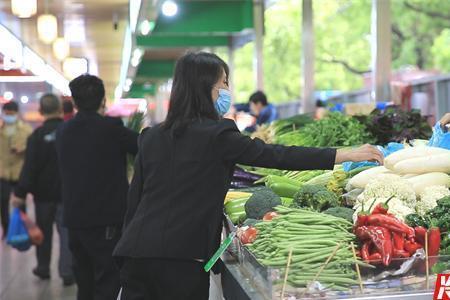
114, 52, 383, 300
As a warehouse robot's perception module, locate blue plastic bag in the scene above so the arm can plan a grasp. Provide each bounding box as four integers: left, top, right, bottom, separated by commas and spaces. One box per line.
428, 122, 450, 150
6, 208, 31, 251
342, 143, 405, 172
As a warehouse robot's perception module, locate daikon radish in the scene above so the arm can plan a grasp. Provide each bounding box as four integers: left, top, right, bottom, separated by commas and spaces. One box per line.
406, 172, 450, 195
393, 153, 450, 174
384, 146, 450, 170
347, 166, 393, 189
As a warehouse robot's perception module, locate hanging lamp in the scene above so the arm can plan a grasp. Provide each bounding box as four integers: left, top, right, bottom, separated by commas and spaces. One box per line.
37, 0, 57, 44
11, 0, 37, 18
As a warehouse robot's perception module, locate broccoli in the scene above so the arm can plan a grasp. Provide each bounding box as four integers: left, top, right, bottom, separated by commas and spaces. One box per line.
242, 218, 260, 227
323, 207, 354, 222
244, 187, 281, 219
293, 184, 339, 212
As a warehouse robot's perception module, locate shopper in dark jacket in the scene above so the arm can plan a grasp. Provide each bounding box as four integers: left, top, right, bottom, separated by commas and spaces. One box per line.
56, 75, 138, 300
114, 52, 384, 300
11, 94, 74, 285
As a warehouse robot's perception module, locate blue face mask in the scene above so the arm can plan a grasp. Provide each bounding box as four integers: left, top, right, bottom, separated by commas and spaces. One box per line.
214, 88, 231, 116
2, 115, 17, 124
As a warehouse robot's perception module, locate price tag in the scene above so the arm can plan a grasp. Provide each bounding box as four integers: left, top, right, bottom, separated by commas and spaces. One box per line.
204, 231, 236, 272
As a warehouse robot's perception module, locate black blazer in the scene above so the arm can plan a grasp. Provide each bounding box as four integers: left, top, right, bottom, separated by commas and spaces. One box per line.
113, 119, 336, 261
15, 118, 63, 202
56, 111, 138, 229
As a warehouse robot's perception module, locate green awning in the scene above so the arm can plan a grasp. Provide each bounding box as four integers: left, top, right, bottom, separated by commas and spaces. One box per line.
135, 60, 176, 78
129, 83, 157, 97
153, 0, 253, 35
136, 35, 230, 48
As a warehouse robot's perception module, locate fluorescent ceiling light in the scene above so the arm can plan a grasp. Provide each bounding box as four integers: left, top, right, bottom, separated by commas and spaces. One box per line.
129, 0, 142, 33
3, 91, 14, 101
162, 1, 178, 17
20, 96, 29, 104
0, 76, 45, 82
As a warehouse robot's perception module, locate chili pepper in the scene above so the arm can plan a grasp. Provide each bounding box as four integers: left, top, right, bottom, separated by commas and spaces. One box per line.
428, 227, 441, 268
371, 195, 395, 215
355, 226, 393, 266
366, 214, 415, 239
393, 249, 411, 259
355, 199, 379, 228
360, 241, 370, 261
414, 226, 427, 246
392, 232, 405, 251
404, 240, 422, 255
368, 252, 382, 264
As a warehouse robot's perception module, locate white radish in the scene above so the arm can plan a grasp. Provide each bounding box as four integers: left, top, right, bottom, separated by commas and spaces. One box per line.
393, 153, 450, 174
406, 172, 450, 195
347, 166, 393, 189
384, 146, 450, 170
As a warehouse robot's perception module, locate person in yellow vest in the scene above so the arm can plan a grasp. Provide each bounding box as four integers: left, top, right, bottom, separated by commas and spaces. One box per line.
0, 101, 32, 239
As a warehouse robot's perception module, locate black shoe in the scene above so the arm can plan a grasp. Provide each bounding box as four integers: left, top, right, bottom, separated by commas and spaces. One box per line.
62, 277, 75, 287
32, 268, 50, 280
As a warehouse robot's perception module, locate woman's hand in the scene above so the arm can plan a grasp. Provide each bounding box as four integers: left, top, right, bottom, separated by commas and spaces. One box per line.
440, 113, 450, 128
335, 144, 384, 164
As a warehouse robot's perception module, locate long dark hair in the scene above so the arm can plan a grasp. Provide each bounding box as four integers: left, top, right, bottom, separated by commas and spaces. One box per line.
163, 52, 229, 135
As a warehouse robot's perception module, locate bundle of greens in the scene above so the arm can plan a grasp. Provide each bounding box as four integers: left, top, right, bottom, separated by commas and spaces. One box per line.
271, 114, 314, 136
354, 106, 432, 145
275, 112, 373, 147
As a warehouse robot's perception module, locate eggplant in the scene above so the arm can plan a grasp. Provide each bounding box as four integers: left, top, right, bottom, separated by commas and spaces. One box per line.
233, 168, 263, 182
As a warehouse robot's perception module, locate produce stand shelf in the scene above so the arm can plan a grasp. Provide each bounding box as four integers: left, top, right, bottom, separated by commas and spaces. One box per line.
221, 216, 438, 300
221, 248, 436, 300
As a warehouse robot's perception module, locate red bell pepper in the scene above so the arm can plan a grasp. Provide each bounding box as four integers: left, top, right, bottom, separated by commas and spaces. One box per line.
366, 214, 415, 239
355, 226, 393, 266
372, 195, 395, 215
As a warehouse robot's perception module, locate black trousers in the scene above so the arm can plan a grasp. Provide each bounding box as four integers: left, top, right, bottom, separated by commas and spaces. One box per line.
0, 179, 25, 238
35, 202, 73, 279
68, 226, 121, 300
119, 258, 210, 300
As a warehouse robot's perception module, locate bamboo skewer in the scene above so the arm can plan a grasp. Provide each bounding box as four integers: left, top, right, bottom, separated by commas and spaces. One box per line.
425, 232, 430, 290
351, 242, 364, 293
300, 243, 342, 298
281, 248, 293, 299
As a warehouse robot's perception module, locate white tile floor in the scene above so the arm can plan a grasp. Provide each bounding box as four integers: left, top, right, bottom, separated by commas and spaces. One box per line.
0, 199, 224, 300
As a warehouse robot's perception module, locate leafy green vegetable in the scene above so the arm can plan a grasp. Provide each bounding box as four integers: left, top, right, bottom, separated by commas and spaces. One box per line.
405, 213, 428, 228
432, 262, 448, 274
323, 207, 355, 222
244, 187, 282, 219
425, 196, 450, 230
293, 184, 339, 212
275, 112, 373, 147
354, 106, 432, 145
272, 114, 314, 136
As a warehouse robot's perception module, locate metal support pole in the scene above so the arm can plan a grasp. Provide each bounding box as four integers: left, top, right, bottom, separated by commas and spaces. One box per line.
371, 0, 391, 102
253, 0, 264, 91
228, 43, 236, 102
301, 0, 315, 113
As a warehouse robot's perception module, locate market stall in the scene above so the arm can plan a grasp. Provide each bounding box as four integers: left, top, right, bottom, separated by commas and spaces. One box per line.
220, 107, 450, 299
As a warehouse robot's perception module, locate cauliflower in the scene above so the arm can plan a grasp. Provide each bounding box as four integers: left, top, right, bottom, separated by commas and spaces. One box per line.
361, 174, 416, 206
416, 185, 450, 216
352, 174, 417, 222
